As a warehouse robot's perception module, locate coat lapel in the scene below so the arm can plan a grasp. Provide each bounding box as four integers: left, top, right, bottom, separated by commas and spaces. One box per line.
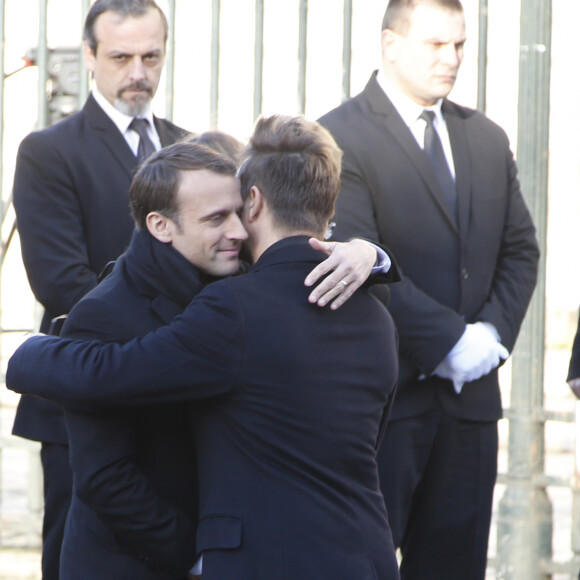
443, 101, 471, 242
363, 74, 459, 234
82, 94, 139, 178
250, 236, 323, 275
155, 117, 182, 147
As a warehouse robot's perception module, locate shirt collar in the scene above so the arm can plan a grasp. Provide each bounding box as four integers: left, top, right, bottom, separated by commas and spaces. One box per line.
375, 68, 444, 127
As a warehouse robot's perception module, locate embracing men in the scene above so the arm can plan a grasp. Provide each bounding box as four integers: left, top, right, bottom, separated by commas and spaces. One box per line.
9, 115, 401, 580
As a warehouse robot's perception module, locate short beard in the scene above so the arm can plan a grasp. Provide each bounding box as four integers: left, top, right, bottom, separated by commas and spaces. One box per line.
114, 81, 153, 117
114, 93, 151, 117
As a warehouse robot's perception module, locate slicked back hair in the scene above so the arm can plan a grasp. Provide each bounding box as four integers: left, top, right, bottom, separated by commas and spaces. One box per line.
382, 0, 463, 34
238, 115, 342, 239
130, 142, 237, 231
83, 0, 168, 55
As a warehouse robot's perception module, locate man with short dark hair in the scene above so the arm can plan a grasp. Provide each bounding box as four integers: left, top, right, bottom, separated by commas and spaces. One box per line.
57, 143, 244, 579
81, 0, 169, 118
318, 0, 540, 578
12, 2, 188, 577
7, 115, 402, 579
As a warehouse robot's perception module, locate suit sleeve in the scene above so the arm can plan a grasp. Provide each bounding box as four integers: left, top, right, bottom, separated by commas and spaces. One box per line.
61, 298, 197, 575
331, 142, 466, 375
13, 132, 98, 317
362, 241, 401, 287
7, 284, 243, 409
471, 148, 539, 351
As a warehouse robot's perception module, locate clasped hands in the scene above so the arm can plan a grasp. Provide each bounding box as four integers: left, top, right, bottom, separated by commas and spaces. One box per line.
433, 322, 509, 394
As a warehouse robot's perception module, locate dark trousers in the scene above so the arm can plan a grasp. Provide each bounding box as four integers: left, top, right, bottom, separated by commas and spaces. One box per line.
40, 442, 72, 580
378, 399, 498, 580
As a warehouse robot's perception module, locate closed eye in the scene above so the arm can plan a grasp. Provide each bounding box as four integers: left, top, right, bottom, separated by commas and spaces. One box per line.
209, 213, 226, 225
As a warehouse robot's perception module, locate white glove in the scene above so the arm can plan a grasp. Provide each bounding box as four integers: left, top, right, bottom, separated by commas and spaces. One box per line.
433, 322, 509, 393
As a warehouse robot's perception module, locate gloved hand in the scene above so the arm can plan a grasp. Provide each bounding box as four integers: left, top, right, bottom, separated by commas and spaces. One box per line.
433, 322, 509, 393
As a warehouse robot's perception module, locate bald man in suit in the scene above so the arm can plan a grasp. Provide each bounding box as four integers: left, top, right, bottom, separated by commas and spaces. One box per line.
318, 1, 539, 578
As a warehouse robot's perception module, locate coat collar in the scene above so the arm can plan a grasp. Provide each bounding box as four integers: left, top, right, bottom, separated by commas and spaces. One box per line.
155, 116, 179, 147
120, 229, 206, 324
250, 236, 323, 274
83, 93, 183, 179
83, 93, 139, 178
362, 71, 471, 235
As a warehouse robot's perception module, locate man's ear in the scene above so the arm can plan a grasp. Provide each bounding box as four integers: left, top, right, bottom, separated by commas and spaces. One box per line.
83, 41, 96, 74
145, 212, 174, 243
381, 29, 398, 63
246, 186, 264, 223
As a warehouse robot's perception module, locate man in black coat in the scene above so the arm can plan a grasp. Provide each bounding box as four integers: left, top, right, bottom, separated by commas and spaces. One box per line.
318, 1, 540, 578
54, 143, 245, 578
7, 115, 401, 580
11, 2, 189, 577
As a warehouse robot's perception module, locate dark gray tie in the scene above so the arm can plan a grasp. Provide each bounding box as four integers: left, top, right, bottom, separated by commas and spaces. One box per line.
129, 117, 156, 162
420, 110, 456, 217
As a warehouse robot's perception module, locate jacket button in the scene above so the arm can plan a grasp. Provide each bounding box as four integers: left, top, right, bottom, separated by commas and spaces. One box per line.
462, 268, 469, 279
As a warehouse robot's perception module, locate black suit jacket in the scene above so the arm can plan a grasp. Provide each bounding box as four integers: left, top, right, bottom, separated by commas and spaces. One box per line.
58, 231, 200, 579
568, 311, 580, 381
7, 237, 401, 580
12, 94, 189, 443
319, 72, 539, 422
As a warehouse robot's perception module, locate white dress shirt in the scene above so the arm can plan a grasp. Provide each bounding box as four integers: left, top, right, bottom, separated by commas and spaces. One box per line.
375, 69, 456, 179
91, 88, 162, 156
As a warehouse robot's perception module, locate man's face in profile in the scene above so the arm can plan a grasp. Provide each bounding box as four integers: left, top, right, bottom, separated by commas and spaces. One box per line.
166, 170, 248, 277
382, 5, 466, 106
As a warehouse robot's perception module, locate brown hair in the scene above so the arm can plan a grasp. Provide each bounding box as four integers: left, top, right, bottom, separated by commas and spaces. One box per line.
187, 131, 247, 166
382, 0, 463, 33
238, 115, 342, 239
84, 0, 168, 55
129, 142, 237, 230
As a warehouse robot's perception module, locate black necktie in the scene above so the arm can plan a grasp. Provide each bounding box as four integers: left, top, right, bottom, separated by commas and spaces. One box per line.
129, 118, 156, 162
420, 110, 456, 217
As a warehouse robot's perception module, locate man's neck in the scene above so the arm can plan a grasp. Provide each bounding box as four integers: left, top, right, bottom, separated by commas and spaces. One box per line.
376, 68, 443, 127
250, 227, 316, 264
249, 231, 280, 264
